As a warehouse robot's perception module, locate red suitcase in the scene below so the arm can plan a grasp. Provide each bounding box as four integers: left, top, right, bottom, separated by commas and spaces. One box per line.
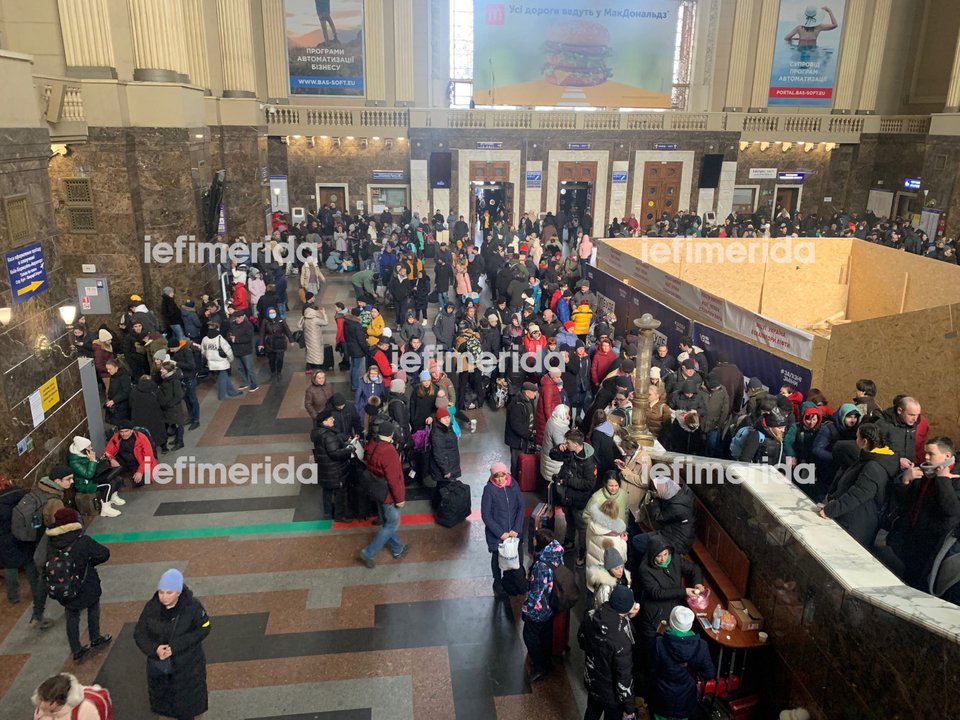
551, 607, 570, 656
517, 452, 540, 492
726, 694, 761, 720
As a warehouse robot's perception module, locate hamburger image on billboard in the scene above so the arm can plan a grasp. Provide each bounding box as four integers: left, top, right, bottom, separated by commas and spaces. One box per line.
543, 21, 613, 87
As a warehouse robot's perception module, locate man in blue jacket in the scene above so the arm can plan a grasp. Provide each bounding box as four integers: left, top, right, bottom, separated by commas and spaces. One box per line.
650, 606, 716, 720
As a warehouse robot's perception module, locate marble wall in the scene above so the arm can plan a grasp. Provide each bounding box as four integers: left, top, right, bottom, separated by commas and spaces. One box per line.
690, 474, 960, 718
212, 126, 269, 242
279, 137, 413, 217
733, 145, 834, 218
0, 128, 87, 484
50, 127, 219, 323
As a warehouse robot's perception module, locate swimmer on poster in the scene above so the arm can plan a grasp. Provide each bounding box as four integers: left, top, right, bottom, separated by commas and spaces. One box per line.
784, 5, 838, 46
315, 0, 339, 44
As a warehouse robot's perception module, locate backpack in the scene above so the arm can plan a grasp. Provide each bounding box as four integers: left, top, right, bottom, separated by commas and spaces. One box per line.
434, 479, 471, 528
357, 466, 389, 503
72, 686, 114, 720
11, 490, 46, 542
729, 426, 763, 461
549, 563, 579, 611
44, 538, 87, 603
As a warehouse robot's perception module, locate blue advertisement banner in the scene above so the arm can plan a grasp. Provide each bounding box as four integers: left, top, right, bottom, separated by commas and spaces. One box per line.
691, 322, 812, 395
768, 0, 846, 107
6, 241, 48, 304
284, 0, 365, 96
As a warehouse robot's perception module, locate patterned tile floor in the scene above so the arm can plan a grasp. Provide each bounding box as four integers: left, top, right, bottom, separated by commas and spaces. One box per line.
0, 273, 586, 719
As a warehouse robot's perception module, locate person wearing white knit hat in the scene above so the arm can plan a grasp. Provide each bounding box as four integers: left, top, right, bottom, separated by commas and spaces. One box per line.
650, 605, 716, 719
68, 436, 124, 519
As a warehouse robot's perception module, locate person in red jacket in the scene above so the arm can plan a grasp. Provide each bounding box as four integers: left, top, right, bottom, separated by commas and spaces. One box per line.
370, 337, 394, 382
535, 369, 564, 445
359, 421, 410, 568
590, 337, 617, 389
780, 383, 805, 421
232, 271, 250, 316
334, 302, 347, 368
104, 421, 157, 487
522, 324, 548, 355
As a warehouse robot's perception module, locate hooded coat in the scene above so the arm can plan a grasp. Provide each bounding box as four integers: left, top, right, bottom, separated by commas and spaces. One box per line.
823, 447, 898, 548
157, 367, 185, 425
44, 522, 110, 610
354, 373, 385, 416
549, 442, 598, 510
105, 366, 132, 422
0, 487, 33, 567
577, 603, 636, 715
505, 393, 536, 451
130, 378, 167, 444
428, 419, 461, 483
636, 535, 702, 637
534, 374, 562, 445
134, 586, 211, 719
585, 505, 628, 571
30, 673, 105, 720
522, 539, 564, 622
312, 424, 353, 488
540, 405, 571, 483
480, 475, 525, 553
651, 630, 716, 718
590, 421, 623, 481
649, 482, 697, 556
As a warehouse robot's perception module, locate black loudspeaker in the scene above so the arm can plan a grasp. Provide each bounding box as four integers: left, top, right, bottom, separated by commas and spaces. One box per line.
430, 151, 452, 189
699, 154, 723, 188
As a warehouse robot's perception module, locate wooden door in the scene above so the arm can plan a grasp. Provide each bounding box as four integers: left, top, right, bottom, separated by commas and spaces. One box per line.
316, 186, 346, 213
640, 161, 683, 224
469, 160, 510, 183
557, 161, 598, 217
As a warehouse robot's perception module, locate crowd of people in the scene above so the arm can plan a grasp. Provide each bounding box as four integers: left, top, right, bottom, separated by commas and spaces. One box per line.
3, 199, 959, 720
608, 205, 958, 264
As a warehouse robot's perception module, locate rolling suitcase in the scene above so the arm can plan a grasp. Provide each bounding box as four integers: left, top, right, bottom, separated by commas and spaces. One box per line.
517, 452, 539, 492
320, 345, 335, 370
551, 607, 570, 656
527, 483, 555, 553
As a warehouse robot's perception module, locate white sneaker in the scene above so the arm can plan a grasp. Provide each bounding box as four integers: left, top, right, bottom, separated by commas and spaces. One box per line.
421, 319, 428, 326
470, 419, 478, 433
110, 493, 126, 506
100, 503, 121, 517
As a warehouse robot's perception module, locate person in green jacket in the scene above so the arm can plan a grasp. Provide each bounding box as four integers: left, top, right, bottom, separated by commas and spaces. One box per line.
67, 436, 124, 519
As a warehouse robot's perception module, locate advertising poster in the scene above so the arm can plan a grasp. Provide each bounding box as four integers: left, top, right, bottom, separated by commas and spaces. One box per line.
769, 0, 846, 107
473, 0, 678, 107
284, 0, 364, 96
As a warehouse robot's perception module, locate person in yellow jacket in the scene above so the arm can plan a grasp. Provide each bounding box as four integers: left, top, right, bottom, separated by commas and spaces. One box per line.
367, 306, 385, 345
572, 301, 593, 340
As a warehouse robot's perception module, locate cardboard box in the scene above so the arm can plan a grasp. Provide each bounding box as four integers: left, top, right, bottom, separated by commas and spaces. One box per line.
729, 600, 763, 631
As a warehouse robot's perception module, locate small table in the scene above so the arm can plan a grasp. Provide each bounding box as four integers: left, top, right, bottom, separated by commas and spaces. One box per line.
692, 584, 767, 682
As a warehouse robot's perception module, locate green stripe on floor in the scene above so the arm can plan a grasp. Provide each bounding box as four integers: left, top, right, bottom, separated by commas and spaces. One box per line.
90, 520, 332, 543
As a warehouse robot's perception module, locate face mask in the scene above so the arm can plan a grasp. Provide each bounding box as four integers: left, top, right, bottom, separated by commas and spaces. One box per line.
268, 313, 277, 320
921, 457, 955, 477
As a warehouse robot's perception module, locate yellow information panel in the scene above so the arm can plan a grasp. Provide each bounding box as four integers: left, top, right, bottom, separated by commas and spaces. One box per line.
39, 376, 59, 412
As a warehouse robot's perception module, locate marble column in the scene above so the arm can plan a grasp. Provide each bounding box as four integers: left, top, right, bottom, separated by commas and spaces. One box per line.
832, 0, 867, 113
364, 0, 387, 105
856, 0, 892, 114
181, 0, 210, 91
216, 0, 257, 98
261, 0, 288, 102
723, 0, 756, 112
393, 0, 415, 105
128, 0, 187, 82
747, 0, 779, 112
57, 0, 117, 78
946, 25, 960, 112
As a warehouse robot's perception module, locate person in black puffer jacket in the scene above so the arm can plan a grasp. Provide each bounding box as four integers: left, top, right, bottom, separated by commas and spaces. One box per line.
45, 509, 112, 662
636, 535, 703, 664
578, 585, 638, 719
135, 569, 211, 720
632, 478, 698, 560
427, 407, 461, 491
409, 372, 438, 432
312, 409, 356, 521
820, 423, 898, 550
650, 606, 716, 720
328, 393, 362, 438
130, 375, 167, 453
157, 361, 186, 452
550, 429, 598, 566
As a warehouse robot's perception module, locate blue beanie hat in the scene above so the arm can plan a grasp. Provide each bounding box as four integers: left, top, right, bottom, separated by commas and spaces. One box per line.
158, 568, 184, 593
419, 370, 431, 381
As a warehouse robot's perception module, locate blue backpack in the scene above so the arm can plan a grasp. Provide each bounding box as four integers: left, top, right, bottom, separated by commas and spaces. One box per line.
730, 426, 763, 461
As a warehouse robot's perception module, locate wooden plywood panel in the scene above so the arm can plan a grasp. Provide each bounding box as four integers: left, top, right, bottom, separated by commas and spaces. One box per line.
821, 304, 960, 439
761, 239, 852, 327
847, 241, 960, 321
679, 251, 764, 311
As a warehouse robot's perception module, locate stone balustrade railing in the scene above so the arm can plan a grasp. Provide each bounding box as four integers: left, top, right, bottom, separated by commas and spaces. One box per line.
34, 74, 87, 142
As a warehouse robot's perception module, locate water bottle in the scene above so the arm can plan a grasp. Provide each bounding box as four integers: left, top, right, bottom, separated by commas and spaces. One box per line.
712, 604, 723, 631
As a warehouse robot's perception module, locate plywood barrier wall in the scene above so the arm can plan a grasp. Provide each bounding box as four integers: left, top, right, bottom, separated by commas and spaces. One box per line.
818, 303, 960, 439
597, 258, 828, 384
847, 242, 960, 322
760, 238, 852, 328
606, 237, 851, 327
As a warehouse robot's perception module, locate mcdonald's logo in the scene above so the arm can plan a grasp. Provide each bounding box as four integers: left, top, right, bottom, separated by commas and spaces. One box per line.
486, 4, 506, 24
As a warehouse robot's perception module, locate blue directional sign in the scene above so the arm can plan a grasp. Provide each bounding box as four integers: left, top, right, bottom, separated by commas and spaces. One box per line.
6, 241, 48, 304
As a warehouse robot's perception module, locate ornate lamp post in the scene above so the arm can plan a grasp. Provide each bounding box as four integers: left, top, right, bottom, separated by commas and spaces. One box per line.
629, 313, 661, 448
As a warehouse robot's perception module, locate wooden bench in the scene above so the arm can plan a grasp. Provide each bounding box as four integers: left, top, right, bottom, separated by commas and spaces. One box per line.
689, 495, 750, 606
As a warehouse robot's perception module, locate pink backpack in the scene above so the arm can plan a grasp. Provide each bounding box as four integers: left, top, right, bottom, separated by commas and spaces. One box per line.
72, 686, 114, 720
